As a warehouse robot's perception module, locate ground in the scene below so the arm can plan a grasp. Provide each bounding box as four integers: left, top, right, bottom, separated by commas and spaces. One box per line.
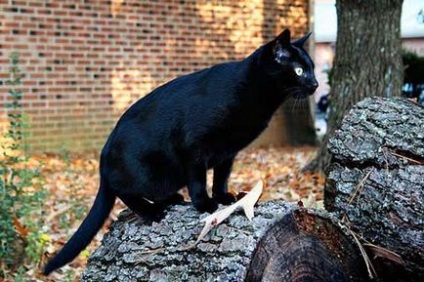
20, 146, 324, 281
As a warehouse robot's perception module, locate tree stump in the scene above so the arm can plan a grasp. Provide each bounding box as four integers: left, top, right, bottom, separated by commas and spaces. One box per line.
325, 97, 424, 281
81, 202, 366, 281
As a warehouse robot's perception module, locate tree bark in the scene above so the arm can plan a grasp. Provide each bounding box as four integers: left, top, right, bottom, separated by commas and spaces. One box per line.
82, 97, 423, 281
305, 0, 404, 173
325, 97, 424, 281
81, 202, 366, 282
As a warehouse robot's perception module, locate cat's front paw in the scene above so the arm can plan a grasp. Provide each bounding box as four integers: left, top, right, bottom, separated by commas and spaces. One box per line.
213, 192, 236, 205
193, 197, 218, 214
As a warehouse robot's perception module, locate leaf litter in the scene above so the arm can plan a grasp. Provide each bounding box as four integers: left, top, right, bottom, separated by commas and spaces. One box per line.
16, 146, 323, 281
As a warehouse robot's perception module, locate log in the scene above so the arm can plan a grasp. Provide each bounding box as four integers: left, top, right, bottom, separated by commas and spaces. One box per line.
245, 209, 366, 281
325, 97, 424, 281
81, 202, 367, 281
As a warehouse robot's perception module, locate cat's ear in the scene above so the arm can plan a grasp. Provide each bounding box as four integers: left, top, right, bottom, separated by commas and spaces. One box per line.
292, 32, 312, 47
275, 29, 291, 46
273, 29, 291, 64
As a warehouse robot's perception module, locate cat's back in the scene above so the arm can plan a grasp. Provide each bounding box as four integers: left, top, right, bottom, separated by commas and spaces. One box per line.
103, 59, 252, 154
123, 60, 247, 123
147, 61, 243, 101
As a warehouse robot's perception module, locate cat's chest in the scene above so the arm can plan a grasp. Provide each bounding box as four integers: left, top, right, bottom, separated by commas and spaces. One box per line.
182, 90, 276, 160
203, 121, 266, 168
207, 111, 269, 153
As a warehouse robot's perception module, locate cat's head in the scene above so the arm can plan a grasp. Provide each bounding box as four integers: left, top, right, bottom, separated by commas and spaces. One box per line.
262, 29, 318, 97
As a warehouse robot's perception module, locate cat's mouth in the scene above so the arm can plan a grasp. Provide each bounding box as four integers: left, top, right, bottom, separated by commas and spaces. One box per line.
295, 84, 318, 98
293, 89, 314, 99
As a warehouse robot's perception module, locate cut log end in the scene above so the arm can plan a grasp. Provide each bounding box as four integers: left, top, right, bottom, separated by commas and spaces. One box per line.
246, 209, 368, 282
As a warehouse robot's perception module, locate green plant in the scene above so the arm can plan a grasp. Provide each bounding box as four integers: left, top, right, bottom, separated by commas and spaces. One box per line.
56, 149, 89, 232
0, 52, 47, 278
323, 67, 333, 87
403, 50, 424, 85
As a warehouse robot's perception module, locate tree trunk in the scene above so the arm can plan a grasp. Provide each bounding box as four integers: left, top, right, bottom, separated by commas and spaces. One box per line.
325, 97, 424, 281
81, 202, 367, 282
305, 0, 404, 173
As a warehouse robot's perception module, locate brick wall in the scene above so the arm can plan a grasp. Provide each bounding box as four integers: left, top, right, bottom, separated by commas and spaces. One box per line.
0, 0, 309, 153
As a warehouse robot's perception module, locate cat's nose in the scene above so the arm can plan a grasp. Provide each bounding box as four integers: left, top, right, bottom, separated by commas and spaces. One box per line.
307, 80, 318, 92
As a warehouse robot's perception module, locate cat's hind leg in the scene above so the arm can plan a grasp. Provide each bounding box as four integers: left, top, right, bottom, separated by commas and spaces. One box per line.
117, 192, 167, 222
163, 193, 186, 205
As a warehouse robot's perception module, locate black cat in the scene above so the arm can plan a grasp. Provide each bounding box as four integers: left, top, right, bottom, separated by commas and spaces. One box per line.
43, 29, 318, 275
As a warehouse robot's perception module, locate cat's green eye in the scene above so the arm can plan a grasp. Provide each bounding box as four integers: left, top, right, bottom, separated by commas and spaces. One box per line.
294, 67, 303, 76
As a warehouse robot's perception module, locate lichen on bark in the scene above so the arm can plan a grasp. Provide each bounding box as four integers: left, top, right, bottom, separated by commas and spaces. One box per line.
325, 97, 424, 280
81, 201, 295, 282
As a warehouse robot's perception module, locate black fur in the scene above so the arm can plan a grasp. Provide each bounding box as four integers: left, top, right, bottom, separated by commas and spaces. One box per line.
43, 29, 318, 275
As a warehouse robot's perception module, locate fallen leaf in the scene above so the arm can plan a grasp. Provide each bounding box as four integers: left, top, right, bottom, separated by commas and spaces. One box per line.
195, 180, 263, 244
13, 215, 28, 237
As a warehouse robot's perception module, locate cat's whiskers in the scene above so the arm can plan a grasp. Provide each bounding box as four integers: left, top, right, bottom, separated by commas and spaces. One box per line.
278, 86, 302, 97
284, 88, 309, 112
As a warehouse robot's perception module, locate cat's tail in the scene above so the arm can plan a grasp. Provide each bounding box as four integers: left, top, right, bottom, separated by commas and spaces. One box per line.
43, 180, 115, 275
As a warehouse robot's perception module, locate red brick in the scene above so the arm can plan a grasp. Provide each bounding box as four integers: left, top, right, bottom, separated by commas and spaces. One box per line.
0, 0, 309, 153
